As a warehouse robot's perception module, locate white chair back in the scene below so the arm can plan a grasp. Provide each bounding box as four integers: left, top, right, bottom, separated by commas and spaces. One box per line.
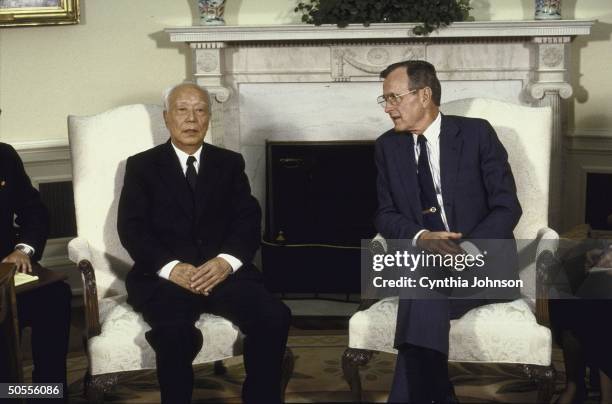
441, 98, 553, 300
67, 105, 169, 298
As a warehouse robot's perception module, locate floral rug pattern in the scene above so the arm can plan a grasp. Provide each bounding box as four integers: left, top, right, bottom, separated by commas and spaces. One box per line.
23, 334, 601, 403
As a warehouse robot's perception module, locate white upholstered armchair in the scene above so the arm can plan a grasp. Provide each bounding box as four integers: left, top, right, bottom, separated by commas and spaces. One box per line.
342, 98, 559, 403
67, 104, 293, 402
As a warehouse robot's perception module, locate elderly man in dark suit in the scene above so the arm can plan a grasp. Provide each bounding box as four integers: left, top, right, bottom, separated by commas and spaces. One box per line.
374, 61, 522, 403
117, 83, 291, 404
0, 139, 71, 398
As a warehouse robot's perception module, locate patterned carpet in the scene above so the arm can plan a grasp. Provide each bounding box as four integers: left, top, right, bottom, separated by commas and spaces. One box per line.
21, 334, 603, 403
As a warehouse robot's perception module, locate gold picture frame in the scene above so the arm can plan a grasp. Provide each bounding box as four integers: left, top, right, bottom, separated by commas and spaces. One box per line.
0, 0, 79, 27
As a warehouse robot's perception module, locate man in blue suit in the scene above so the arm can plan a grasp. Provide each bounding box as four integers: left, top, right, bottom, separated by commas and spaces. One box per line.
374, 61, 522, 403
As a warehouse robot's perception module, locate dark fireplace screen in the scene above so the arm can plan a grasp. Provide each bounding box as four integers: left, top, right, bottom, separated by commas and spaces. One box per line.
262, 141, 377, 293
585, 172, 612, 231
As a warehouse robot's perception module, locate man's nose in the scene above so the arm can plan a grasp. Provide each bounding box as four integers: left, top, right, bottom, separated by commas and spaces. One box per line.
186, 109, 196, 121
384, 103, 394, 114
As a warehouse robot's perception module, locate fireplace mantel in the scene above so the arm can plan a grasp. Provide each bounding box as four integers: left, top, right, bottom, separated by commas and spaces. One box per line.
165, 20, 594, 229
166, 20, 593, 42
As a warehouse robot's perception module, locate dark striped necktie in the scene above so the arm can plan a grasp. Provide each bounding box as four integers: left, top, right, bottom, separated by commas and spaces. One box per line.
416, 135, 445, 231
186, 155, 197, 194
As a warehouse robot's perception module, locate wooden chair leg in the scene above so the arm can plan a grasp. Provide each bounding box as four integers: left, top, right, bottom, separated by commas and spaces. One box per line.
84, 371, 119, 404
523, 364, 556, 404
280, 347, 295, 401
342, 347, 374, 402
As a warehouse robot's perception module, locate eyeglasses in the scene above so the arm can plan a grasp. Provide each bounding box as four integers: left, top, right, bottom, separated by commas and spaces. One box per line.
377, 89, 419, 108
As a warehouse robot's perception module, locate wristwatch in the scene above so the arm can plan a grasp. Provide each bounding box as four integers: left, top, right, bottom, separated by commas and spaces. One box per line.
15, 244, 34, 257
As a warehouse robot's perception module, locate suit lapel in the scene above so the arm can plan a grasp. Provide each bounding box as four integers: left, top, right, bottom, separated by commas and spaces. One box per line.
391, 133, 423, 222
155, 141, 194, 219
439, 114, 462, 230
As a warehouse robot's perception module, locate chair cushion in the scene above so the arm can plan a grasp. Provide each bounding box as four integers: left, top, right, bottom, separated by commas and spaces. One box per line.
348, 297, 551, 366
89, 295, 243, 375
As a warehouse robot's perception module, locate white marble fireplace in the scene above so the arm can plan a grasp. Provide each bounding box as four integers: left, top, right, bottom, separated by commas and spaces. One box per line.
166, 21, 593, 230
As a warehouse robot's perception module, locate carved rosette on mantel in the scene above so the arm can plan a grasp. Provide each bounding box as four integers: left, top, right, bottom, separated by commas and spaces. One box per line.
165, 21, 594, 228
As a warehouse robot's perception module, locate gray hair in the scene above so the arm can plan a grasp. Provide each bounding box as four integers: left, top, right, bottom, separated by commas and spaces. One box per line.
162, 82, 211, 114
380, 60, 442, 107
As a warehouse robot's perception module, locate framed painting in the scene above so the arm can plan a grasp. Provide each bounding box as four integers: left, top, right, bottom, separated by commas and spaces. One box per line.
0, 0, 79, 27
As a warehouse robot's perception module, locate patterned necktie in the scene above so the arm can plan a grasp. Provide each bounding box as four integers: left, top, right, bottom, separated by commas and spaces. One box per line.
416, 135, 445, 231
186, 155, 197, 194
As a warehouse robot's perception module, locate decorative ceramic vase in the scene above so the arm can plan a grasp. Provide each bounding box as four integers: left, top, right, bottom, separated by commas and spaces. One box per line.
197, 0, 226, 25
535, 0, 561, 20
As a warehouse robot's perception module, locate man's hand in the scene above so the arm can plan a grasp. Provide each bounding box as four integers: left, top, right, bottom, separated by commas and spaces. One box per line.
191, 257, 232, 296
168, 263, 199, 292
2, 250, 32, 273
417, 231, 464, 255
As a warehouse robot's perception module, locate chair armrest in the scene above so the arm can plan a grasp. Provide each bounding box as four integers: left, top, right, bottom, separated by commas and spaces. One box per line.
68, 237, 92, 264
360, 234, 390, 311
370, 233, 388, 254
534, 227, 560, 327
68, 237, 101, 338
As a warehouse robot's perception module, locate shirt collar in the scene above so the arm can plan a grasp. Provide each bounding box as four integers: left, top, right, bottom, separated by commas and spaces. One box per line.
171, 141, 202, 171
412, 112, 442, 145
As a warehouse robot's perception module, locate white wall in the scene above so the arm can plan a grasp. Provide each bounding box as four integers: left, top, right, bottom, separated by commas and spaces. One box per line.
1, 0, 611, 142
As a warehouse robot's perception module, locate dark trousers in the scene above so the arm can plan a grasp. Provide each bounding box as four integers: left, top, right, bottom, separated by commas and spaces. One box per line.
389, 298, 487, 403
137, 272, 291, 404
16, 281, 72, 396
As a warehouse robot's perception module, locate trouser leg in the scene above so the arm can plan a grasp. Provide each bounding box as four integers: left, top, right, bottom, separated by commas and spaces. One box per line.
391, 298, 488, 403
139, 282, 203, 404
206, 275, 291, 404
18, 281, 72, 401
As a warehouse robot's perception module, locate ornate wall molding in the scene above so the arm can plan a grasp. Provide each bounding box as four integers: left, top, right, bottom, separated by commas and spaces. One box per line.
566, 129, 612, 152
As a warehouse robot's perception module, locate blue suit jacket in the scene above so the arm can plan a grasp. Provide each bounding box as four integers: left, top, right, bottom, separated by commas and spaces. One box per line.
375, 114, 522, 240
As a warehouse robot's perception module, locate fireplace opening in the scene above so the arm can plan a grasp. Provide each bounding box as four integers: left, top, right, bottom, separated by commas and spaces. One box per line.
262, 141, 377, 294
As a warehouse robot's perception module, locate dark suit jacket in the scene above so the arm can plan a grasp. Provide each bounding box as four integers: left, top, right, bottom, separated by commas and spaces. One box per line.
0, 143, 49, 261
117, 140, 262, 308
375, 114, 522, 240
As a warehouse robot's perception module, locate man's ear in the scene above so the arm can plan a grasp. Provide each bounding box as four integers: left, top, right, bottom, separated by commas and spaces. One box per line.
421, 87, 433, 106
163, 110, 168, 125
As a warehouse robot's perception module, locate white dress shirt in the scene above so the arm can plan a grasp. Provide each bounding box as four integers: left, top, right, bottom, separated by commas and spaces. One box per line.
15, 243, 35, 256
412, 112, 450, 245
157, 142, 243, 279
